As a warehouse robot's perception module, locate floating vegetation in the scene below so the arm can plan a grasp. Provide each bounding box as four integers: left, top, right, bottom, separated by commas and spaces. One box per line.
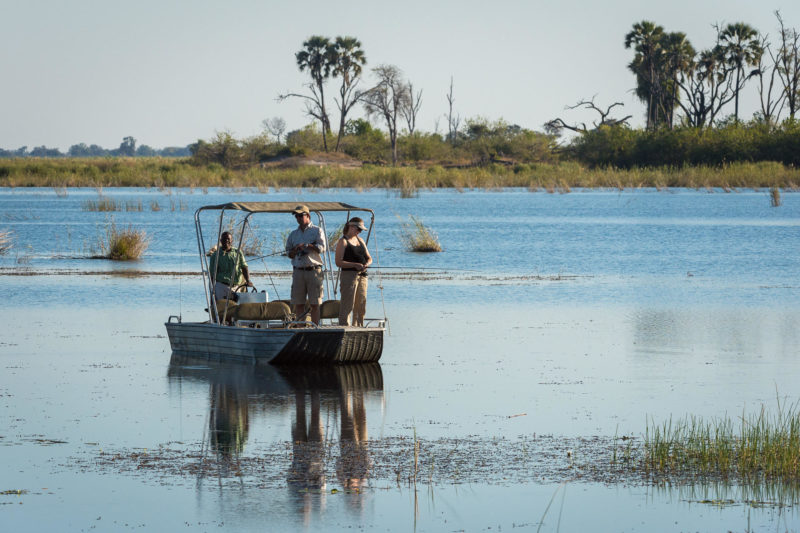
82, 198, 120, 212
0, 489, 28, 496
399, 215, 442, 252
99, 221, 150, 260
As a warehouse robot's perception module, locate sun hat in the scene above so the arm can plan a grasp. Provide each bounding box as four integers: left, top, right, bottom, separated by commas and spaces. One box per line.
347, 217, 367, 231
292, 204, 310, 215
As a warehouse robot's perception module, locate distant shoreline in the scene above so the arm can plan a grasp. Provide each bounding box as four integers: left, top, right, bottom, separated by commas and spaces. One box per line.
0, 157, 798, 190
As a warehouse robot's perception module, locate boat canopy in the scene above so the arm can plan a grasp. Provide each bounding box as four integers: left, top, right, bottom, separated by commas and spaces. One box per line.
198, 201, 371, 214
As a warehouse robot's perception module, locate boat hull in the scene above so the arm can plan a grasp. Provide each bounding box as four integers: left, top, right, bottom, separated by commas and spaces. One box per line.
165, 321, 383, 364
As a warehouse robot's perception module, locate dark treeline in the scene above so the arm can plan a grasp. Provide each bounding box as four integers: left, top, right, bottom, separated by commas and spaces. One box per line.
0, 136, 191, 159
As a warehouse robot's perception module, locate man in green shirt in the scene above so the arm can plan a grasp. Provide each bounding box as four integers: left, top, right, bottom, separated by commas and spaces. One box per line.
209, 231, 252, 300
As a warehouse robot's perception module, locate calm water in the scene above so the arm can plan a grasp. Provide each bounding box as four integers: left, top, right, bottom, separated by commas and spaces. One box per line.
1, 187, 799, 531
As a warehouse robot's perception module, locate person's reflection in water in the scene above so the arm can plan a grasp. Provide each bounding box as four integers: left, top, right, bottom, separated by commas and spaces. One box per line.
209, 382, 249, 461
287, 388, 327, 523
336, 386, 370, 498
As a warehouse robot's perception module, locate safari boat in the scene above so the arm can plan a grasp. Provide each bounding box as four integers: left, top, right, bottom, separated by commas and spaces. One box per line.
165, 202, 386, 364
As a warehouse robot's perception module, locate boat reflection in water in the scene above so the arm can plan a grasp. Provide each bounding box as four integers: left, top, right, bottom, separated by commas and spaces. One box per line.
167, 355, 383, 514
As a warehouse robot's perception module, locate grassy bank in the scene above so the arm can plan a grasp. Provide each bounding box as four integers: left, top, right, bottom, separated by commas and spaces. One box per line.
1, 157, 799, 190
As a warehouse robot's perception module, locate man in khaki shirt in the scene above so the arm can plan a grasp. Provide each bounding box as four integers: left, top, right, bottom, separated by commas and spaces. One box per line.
286, 205, 327, 324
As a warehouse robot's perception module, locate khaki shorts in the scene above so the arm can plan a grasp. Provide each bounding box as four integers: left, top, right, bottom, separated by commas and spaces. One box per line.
291, 268, 324, 306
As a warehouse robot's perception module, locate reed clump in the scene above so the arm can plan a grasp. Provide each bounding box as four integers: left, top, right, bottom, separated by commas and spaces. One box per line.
82, 197, 121, 211
0, 230, 11, 255
399, 215, 442, 252
101, 223, 150, 260
770, 186, 782, 207
643, 399, 800, 482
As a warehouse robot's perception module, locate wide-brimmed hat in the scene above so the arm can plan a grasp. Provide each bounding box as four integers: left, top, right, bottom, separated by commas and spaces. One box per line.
347, 217, 367, 231
292, 204, 310, 215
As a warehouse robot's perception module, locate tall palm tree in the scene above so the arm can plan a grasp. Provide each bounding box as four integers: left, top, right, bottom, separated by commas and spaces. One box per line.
331, 36, 367, 152
719, 22, 763, 122
662, 32, 696, 128
625, 21, 666, 130
296, 36, 335, 150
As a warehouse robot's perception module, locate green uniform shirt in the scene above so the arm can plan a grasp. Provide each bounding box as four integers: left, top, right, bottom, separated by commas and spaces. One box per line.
209, 247, 247, 286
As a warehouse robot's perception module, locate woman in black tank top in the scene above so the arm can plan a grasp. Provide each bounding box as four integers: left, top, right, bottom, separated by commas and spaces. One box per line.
335, 217, 372, 326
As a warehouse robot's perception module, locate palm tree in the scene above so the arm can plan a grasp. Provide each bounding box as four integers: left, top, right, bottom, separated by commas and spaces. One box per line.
331, 36, 367, 152
625, 21, 666, 130
662, 32, 696, 128
296, 36, 335, 150
719, 23, 763, 122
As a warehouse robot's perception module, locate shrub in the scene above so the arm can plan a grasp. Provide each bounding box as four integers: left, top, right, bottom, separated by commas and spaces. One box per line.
399, 215, 442, 252
102, 223, 150, 260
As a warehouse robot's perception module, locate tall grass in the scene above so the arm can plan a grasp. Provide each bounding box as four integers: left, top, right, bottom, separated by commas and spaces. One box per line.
82, 198, 120, 211
100, 223, 150, 260
643, 398, 800, 481
3, 157, 800, 189
399, 215, 442, 252
0, 230, 11, 255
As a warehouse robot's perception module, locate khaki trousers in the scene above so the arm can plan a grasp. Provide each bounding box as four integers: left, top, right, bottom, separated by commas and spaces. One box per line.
339, 271, 368, 326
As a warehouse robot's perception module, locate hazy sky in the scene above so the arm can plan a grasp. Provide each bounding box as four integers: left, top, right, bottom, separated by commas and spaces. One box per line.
2, 0, 799, 151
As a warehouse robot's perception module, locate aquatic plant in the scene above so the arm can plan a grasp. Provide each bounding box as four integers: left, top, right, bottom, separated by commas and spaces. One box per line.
0, 230, 11, 255
82, 197, 120, 212
642, 397, 800, 482
101, 222, 150, 260
399, 215, 442, 253
770, 186, 782, 207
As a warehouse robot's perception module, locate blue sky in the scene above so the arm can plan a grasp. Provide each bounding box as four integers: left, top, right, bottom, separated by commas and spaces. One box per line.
2, 0, 799, 151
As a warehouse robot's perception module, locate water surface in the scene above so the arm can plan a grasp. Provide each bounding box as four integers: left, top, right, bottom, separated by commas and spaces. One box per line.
1, 187, 798, 531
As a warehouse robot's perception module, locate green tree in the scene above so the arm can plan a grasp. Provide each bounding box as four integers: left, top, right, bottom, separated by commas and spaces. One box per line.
288, 36, 335, 151
331, 36, 367, 152
118, 136, 136, 157
719, 22, 763, 122
661, 32, 695, 128
625, 21, 666, 130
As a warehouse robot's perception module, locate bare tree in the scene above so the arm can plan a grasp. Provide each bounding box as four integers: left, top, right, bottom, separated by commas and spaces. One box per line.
756, 35, 786, 125
262, 117, 287, 143
775, 11, 800, 119
674, 32, 738, 128
400, 83, 423, 134
445, 77, 460, 145
362, 65, 409, 165
544, 96, 632, 135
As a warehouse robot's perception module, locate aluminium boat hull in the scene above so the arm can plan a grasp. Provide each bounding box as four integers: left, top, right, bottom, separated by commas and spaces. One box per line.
165, 321, 383, 364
